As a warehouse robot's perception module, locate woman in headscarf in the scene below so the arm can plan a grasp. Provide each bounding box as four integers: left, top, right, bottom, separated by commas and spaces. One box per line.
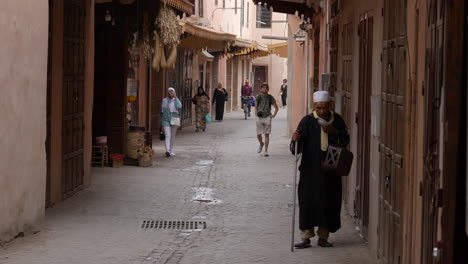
160, 87, 182, 157
212, 82, 228, 121
192, 86, 210, 132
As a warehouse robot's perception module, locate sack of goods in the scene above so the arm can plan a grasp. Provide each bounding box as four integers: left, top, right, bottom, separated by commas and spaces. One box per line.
127, 131, 145, 159
138, 146, 154, 167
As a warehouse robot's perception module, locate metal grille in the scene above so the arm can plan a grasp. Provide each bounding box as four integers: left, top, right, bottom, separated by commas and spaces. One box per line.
141, 220, 207, 230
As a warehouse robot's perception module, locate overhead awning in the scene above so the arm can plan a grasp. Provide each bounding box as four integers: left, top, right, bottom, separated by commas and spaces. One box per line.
252, 0, 320, 18
200, 50, 214, 61
225, 39, 288, 59
178, 19, 236, 51
268, 42, 288, 58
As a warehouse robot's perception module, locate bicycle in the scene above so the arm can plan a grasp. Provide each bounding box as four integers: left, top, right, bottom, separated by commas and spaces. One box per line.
241, 96, 252, 120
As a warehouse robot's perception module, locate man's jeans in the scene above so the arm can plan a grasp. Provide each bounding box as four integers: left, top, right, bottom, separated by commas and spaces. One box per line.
241, 98, 251, 113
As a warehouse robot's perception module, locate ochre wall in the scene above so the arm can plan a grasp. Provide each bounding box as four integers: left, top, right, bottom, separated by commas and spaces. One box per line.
0, 0, 48, 243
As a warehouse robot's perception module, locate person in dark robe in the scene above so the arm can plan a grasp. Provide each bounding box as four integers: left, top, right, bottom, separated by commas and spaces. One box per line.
280, 79, 288, 107
212, 82, 228, 122
291, 90, 350, 248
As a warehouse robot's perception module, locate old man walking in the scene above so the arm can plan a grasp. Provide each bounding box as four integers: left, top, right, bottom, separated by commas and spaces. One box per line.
291, 91, 350, 248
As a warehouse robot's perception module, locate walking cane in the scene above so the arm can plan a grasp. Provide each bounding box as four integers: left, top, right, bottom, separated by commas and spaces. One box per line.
291, 140, 299, 252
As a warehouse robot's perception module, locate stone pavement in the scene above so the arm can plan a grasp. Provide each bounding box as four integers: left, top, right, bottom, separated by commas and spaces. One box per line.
0, 110, 377, 264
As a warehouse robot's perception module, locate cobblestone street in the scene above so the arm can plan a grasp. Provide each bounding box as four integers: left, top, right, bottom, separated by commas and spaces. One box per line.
0, 111, 376, 264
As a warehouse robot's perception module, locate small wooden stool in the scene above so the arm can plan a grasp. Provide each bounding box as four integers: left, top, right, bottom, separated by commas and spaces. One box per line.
92, 145, 108, 167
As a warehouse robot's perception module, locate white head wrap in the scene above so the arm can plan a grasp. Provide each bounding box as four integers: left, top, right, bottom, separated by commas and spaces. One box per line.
313, 91, 330, 103
168, 87, 175, 93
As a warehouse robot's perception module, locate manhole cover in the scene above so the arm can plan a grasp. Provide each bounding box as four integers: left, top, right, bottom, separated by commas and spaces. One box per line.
141, 220, 207, 230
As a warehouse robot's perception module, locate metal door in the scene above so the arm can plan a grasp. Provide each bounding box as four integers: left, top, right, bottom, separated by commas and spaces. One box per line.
226, 59, 233, 112
378, 0, 406, 263
167, 50, 193, 128
421, 0, 445, 263
355, 15, 373, 238
232, 59, 239, 109
62, 0, 85, 198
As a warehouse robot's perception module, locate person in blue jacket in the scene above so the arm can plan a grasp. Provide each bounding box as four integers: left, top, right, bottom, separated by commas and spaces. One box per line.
160, 87, 182, 157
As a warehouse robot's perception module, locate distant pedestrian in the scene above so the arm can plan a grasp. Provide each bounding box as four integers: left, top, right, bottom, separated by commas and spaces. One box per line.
160, 87, 182, 157
212, 82, 228, 122
241, 79, 253, 117
291, 91, 350, 248
192, 87, 210, 132
255, 83, 279, 157
280, 79, 288, 107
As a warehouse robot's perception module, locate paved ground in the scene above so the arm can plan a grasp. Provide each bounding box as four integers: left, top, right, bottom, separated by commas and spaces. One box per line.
0, 110, 377, 264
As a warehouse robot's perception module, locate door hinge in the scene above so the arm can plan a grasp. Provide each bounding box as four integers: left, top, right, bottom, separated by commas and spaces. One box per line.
422, 81, 425, 96
381, 8, 384, 17
419, 181, 423, 196
355, 112, 359, 124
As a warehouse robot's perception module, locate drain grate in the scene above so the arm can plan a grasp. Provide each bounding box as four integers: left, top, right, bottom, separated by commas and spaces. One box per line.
141, 220, 207, 230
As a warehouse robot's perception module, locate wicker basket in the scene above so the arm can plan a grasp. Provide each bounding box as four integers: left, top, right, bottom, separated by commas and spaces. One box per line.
127, 131, 145, 159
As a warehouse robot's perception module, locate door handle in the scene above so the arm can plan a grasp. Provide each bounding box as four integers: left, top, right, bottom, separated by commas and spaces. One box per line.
385, 176, 391, 187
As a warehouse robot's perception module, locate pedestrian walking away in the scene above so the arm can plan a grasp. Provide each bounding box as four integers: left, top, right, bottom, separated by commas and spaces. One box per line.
192, 86, 210, 132
212, 82, 228, 122
241, 79, 253, 117
160, 87, 182, 157
280, 79, 288, 107
255, 83, 279, 157
291, 90, 350, 249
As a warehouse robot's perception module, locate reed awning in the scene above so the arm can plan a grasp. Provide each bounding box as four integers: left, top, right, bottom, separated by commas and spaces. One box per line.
268, 42, 288, 58
178, 19, 236, 51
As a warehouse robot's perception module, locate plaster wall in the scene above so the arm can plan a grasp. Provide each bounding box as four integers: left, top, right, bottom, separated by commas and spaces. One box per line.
287, 15, 307, 134
0, 0, 48, 243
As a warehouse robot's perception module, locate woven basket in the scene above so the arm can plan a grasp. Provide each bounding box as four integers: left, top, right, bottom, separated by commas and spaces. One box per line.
138, 153, 153, 167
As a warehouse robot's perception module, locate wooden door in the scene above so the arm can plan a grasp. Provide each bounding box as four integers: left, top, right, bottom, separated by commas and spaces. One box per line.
355, 15, 373, 238
421, 0, 445, 263
378, 0, 406, 263
46, 0, 53, 206
312, 26, 320, 92
341, 22, 353, 205
62, 0, 85, 197
150, 69, 165, 136
329, 22, 339, 106
253, 65, 266, 96
93, 4, 127, 155
226, 59, 233, 112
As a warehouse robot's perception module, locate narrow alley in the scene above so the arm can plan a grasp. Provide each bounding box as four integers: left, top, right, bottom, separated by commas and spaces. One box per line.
0, 111, 374, 264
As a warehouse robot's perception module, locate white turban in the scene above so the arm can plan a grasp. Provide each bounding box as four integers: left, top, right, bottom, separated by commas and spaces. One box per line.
313, 91, 330, 103
168, 87, 175, 93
